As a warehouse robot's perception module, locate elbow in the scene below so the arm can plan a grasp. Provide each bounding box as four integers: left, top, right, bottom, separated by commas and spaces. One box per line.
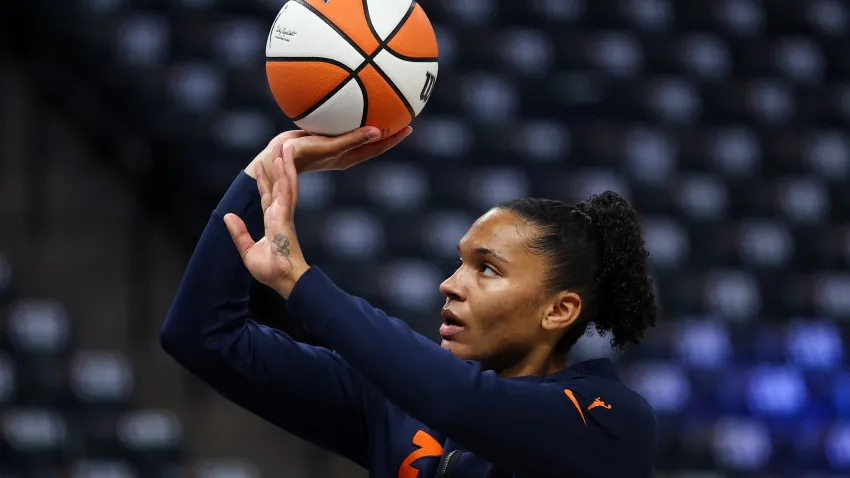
159, 312, 199, 363
159, 319, 207, 371
159, 323, 180, 358
159, 307, 235, 370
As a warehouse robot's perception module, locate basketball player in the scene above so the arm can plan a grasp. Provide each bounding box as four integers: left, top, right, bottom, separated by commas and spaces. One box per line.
160, 126, 659, 477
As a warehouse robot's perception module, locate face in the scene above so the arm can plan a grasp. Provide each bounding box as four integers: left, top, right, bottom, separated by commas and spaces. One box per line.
438, 209, 579, 372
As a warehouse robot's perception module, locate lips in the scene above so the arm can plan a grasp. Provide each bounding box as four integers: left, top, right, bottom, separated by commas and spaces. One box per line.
440, 308, 466, 338
439, 323, 464, 337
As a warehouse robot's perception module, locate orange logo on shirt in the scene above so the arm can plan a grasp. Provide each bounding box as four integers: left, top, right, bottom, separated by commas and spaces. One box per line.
398, 430, 443, 478
588, 397, 612, 410
563, 389, 587, 426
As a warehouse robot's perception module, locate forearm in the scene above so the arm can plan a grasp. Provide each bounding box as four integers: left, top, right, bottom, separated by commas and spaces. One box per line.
160, 172, 264, 355
159, 172, 372, 464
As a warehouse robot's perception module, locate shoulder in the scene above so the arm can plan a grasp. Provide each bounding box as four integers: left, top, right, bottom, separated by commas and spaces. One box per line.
558, 375, 658, 442
552, 375, 658, 474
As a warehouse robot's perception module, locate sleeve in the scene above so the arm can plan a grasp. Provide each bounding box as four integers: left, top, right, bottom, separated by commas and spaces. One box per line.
285, 267, 658, 478
159, 172, 374, 467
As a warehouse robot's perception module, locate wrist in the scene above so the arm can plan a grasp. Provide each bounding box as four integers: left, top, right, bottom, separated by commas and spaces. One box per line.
244, 158, 259, 179
245, 147, 274, 179
276, 262, 311, 299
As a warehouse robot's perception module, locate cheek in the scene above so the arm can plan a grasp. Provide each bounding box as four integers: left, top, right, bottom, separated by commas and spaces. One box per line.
456, 293, 540, 367
473, 292, 539, 343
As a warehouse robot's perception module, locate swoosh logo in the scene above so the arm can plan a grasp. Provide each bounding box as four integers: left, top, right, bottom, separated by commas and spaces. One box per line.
564, 389, 587, 426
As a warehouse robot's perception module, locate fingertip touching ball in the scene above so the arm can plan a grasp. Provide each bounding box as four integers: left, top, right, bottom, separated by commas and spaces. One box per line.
265, 0, 439, 139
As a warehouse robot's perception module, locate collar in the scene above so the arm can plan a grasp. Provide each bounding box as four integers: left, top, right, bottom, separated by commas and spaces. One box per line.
511, 358, 621, 383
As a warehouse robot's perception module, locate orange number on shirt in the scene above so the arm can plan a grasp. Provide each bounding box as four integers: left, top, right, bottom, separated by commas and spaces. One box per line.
398, 430, 444, 478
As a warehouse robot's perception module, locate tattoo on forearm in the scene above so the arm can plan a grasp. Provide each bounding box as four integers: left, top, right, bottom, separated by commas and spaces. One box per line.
272, 234, 293, 267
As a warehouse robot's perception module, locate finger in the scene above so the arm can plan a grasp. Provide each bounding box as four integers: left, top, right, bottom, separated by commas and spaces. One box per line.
339, 126, 413, 168
273, 154, 292, 212
278, 146, 295, 213
272, 141, 284, 160
283, 146, 299, 219
223, 213, 255, 259
255, 161, 273, 211
271, 154, 281, 206
309, 126, 382, 157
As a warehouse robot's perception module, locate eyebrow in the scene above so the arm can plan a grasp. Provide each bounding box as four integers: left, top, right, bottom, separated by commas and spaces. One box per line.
458, 244, 512, 265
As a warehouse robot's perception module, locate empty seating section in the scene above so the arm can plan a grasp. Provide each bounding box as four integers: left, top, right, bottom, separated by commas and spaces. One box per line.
13, 0, 850, 475
0, 252, 260, 477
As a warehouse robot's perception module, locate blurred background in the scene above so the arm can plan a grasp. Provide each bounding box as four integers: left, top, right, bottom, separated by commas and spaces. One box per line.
1, 0, 850, 477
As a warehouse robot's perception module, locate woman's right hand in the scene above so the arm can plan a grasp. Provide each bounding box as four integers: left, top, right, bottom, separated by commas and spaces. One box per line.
246, 125, 412, 179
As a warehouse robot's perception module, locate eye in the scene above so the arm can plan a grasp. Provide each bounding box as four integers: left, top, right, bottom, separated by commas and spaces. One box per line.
481, 264, 497, 277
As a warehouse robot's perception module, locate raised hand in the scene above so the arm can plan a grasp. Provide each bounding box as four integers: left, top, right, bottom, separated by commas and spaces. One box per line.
247, 126, 412, 180
225, 143, 309, 299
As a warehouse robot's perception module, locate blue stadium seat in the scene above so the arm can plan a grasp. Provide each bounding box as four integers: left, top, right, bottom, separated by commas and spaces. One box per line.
189, 459, 261, 478
1, 408, 71, 470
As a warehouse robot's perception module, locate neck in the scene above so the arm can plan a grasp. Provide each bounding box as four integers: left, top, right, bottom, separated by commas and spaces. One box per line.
496, 348, 568, 378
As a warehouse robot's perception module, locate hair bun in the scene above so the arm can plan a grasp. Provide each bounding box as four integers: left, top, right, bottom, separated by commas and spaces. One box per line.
575, 191, 658, 350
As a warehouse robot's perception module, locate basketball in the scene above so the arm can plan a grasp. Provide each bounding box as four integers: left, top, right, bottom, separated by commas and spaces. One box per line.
265, 0, 439, 139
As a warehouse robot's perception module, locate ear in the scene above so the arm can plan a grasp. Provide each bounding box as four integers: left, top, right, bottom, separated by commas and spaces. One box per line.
541, 291, 582, 332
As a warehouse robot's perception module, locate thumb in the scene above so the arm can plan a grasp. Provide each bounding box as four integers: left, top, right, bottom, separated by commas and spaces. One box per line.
223, 213, 255, 259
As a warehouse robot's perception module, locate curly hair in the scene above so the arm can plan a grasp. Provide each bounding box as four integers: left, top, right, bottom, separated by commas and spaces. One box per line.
497, 191, 658, 352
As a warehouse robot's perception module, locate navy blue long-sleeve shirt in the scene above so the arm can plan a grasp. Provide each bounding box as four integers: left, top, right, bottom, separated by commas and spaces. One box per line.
160, 171, 659, 478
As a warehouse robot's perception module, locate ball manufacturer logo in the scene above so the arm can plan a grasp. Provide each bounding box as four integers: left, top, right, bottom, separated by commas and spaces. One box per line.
274, 25, 297, 42
420, 72, 436, 102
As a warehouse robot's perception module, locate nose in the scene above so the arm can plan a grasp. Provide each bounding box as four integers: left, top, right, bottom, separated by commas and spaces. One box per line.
439, 268, 466, 302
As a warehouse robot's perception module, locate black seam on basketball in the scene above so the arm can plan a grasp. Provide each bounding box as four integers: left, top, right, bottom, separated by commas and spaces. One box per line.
363, 0, 416, 50
354, 60, 370, 76
292, 0, 369, 58
362, 0, 383, 46
354, 74, 369, 128
383, 0, 417, 46
267, 5, 287, 50
266, 57, 355, 74
291, 75, 356, 122
352, 43, 383, 79
381, 47, 439, 63
370, 62, 416, 119
381, 2, 437, 63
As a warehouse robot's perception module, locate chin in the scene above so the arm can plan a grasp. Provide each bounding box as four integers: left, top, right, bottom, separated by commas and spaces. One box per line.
441, 339, 474, 360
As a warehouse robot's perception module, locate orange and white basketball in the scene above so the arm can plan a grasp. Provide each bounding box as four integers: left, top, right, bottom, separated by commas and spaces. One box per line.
265, 0, 439, 139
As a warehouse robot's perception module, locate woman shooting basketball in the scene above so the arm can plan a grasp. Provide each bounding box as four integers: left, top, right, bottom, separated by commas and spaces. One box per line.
160, 126, 659, 478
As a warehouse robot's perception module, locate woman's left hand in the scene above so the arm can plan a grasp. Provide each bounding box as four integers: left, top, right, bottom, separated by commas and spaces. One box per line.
224, 142, 309, 298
